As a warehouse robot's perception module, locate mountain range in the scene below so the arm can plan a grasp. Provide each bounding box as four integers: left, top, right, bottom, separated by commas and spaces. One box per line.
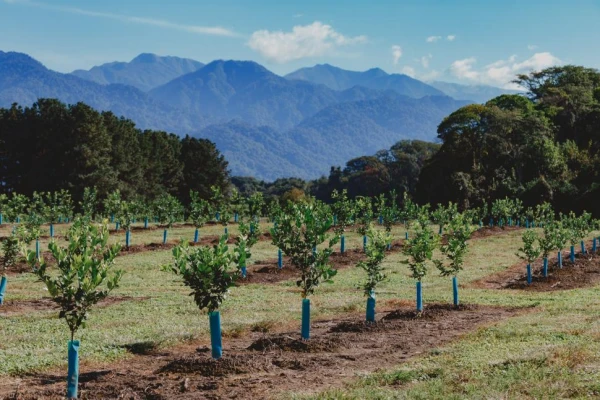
0, 50, 517, 180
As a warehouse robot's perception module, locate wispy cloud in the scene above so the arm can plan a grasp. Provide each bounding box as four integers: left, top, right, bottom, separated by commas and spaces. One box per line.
421, 54, 432, 68
293, 13, 304, 18
1, 0, 238, 37
426, 35, 442, 43
391, 45, 402, 65
449, 52, 562, 88
447, 35, 456, 41
527, 44, 538, 50
248, 21, 367, 63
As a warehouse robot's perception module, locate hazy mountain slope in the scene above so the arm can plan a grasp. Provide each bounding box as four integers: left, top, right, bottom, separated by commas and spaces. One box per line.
71, 53, 204, 92
429, 81, 521, 103
285, 64, 445, 98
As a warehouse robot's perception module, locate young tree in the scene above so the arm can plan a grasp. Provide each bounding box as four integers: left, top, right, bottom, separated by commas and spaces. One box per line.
189, 190, 213, 243
232, 220, 260, 278
153, 193, 184, 244
246, 192, 265, 221
0, 232, 19, 305
331, 189, 355, 254
355, 196, 374, 252
5, 193, 29, 223
434, 213, 474, 305
402, 209, 438, 312
80, 187, 98, 221
357, 227, 390, 321
431, 202, 458, 234
165, 237, 236, 359
0, 194, 7, 225
25, 219, 122, 399
270, 201, 339, 339
517, 230, 542, 284
104, 190, 122, 225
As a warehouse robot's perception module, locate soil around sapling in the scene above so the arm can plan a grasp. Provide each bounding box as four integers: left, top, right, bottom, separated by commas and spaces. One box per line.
0, 303, 528, 400
0, 295, 151, 316
472, 239, 600, 291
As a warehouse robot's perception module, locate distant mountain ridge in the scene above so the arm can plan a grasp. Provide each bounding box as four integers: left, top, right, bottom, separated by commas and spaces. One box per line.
72, 53, 204, 91
428, 81, 521, 103
285, 63, 445, 98
1, 50, 477, 180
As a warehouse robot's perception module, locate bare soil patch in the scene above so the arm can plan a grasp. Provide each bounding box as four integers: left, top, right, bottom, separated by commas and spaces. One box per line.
469, 225, 523, 241
0, 303, 526, 400
471, 240, 600, 291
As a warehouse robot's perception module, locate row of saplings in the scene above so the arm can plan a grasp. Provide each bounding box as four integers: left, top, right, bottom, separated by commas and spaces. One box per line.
8, 199, 480, 399
517, 210, 599, 284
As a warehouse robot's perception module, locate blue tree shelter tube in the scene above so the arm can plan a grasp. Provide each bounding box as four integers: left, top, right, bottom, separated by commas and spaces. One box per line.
301, 298, 310, 340
452, 276, 459, 306
543, 258, 548, 277
278, 249, 283, 269
366, 291, 376, 322
194, 229, 199, 243
163, 229, 168, 244
0, 276, 7, 305
570, 245, 575, 263
416, 281, 423, 312
209, 311, 222, 359
67, 340, 80, 399
340, 235, 345, 254
527, 264, 532, 285
363, 235, 367, 252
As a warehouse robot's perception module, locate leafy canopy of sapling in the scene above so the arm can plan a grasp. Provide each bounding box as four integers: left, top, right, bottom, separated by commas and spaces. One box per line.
355, 196, 374, 236
25, 218, 123, 340
5, 193, 29, 222
153, 193, 184, 228
562, 211, 592, 246
229, 188, 244, 218
431, 202, 458, 233
267, 200, 282, 224
0, 194, 7, 217
40, 190, 74, 223
232, 220, 260, 275
270, 201, 339, 298
516, 230, 542, 264
166, 236, 235, 313
189, 190, 213, 229
534, 202, 554, 225
377, 191, 398, 233
402, 209, 438, 281
331, 189, 355, 235
357, 227, 390, 295
399, 192, 418, 225
246, 192, 265, 221
104, 190, 123, 222
210, 186, 232, 227
80, 187, 98, 220
539, 222, 558, 259
434, 213, 474, 277
2, 232, 20, 275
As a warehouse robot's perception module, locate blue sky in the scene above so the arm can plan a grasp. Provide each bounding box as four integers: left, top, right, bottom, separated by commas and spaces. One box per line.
1, 0, 598, 88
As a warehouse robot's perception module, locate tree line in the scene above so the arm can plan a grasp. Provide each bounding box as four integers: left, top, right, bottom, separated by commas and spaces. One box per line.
0, 99, 229, 205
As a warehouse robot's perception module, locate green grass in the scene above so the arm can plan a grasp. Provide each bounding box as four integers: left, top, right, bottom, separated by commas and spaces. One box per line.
1, 222, 600, 399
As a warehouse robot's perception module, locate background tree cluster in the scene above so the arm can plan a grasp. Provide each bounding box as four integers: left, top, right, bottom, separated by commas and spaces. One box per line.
0, 99, 229, 206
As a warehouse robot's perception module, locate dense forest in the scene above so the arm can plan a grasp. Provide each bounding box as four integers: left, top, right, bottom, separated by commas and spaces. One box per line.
0, 99, 229, 204
0, 66, 599, 215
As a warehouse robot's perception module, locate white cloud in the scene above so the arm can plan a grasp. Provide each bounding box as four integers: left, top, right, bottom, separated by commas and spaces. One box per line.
447, 35, 456, 41
449, 52, 561, 88
293, 13, 303, 18
2, 0, 238, 37
391, 45, 402, 65
401, 66, 416, 77
426, 35, 442, 43
527, 44, 538, 50
421, 54, 432, 68
248, 21, 367, 63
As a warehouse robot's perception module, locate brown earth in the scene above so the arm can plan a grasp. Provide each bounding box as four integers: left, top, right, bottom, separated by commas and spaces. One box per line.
0, 303, 528, 400
471, 239, 600, 291
469, 225, 523, 241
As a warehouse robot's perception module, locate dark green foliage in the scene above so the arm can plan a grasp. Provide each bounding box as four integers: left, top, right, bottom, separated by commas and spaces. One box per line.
166, 237, 235, 313
357, 227, 390, 295
434, 213, 474, 277
153, 194, 184, 228
2, 233, 20, 273
402, 210, 438, 281
331, 189, 355, 235
517, 230, 542, 264
270, 201, 339, 298
25, 219, 122, 340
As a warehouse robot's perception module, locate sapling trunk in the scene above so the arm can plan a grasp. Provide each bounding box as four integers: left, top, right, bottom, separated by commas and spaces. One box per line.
144, 218, 148, 229
340, 235, 345, 254
234, 213, 238, 223
0, 213, 3, 225
277, 249, 283, 269
527, 264, 532, 285
580, 240, 585, 255
241, 265, 247, 278
558, 251, 563, 268
570, 245, 575, 263
0, 276, 7, 305
125, 230, 131, 248
36, 240, 40, 259
363, 235, 367, 252
593, 238, 597, 253
405, 232, 408, 240
194, 229, 199, 243
163, 229, 168, 244
543, 258, 548, 277
50, 224, 54, 237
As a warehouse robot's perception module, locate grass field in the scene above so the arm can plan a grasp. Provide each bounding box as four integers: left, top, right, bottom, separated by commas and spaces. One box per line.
1, 220, 600, 399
